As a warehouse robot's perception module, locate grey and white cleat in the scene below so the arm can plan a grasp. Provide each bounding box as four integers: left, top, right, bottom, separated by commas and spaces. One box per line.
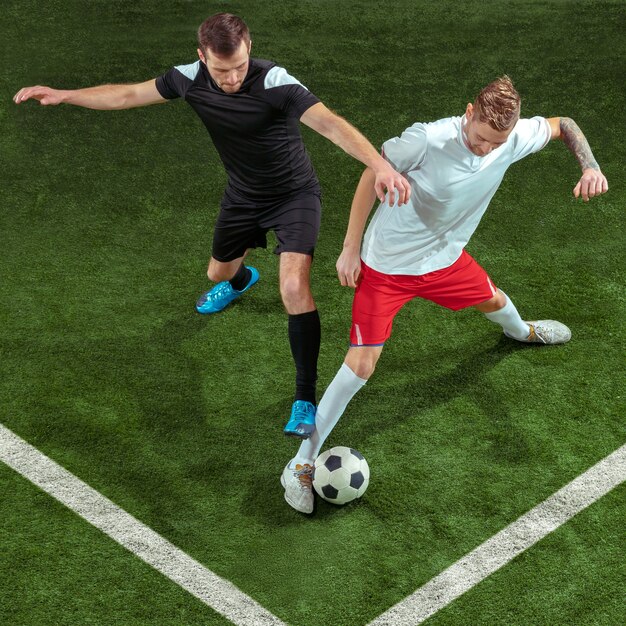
281, 462, 314, 514
507, 320, 572, 344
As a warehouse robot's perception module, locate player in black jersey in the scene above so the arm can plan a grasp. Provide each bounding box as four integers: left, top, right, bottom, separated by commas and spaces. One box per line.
13, 13, 410, 438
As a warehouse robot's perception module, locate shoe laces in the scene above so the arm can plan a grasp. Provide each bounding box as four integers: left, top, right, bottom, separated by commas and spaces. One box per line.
210, 281, 234, 300
293, 401, 315, 419
293, 464, 314, 491
528, 324, 548, 344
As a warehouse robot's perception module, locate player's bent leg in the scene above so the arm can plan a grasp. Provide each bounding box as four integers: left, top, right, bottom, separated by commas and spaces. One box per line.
280, 252, 320, 438
480, 289, 571, 344
196, 255, 259, 314
280, 461, 315, 514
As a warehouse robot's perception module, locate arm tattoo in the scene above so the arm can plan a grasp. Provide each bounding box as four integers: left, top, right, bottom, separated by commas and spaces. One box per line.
559, 117, 600, 171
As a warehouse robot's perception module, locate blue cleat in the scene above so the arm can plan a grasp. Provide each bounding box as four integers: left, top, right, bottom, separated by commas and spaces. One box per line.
283, 400, 316, 439
196, 267, 259, 314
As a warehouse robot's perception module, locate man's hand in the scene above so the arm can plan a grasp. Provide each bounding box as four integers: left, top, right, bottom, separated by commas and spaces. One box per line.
300, 103, 410, 205
336, 247, 362, 288
574, 168, 608, 202
548, 117, 609, 202
14, 86, 64, 106
373, 161, 411, 206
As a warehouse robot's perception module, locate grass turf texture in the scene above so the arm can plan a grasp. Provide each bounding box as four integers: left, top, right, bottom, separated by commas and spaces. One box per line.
2, 0, 625, 624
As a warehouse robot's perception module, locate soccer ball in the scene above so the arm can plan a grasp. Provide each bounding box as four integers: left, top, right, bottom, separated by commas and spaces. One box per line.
313, 446, 370, 505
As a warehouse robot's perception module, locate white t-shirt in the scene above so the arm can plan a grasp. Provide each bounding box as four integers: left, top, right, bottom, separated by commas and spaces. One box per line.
361, 115, 551, 275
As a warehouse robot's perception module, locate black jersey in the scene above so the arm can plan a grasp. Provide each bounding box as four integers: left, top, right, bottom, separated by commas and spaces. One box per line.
155, 58, 321, 205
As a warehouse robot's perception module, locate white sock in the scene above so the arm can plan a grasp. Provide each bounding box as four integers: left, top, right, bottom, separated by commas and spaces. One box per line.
484, 292, 530, 340
290, 363, 367, 467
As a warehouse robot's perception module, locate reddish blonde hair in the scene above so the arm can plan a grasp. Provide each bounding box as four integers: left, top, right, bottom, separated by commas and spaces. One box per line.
473, 76, 521, 131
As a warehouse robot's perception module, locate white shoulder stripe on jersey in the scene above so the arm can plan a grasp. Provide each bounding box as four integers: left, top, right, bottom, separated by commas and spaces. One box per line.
174, 61, 201, 80
264, 66, 309, 91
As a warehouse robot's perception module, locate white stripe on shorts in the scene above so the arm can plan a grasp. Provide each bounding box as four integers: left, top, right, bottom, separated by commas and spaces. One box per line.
355, 323, 363, 346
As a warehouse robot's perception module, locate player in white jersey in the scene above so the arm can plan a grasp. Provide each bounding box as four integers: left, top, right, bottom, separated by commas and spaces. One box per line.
281, 75, 608, 513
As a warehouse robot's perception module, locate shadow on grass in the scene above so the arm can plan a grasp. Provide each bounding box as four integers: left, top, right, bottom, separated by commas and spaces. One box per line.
358, 335, 538, 447
10, 298, 553, 530
240, 332, 543, 525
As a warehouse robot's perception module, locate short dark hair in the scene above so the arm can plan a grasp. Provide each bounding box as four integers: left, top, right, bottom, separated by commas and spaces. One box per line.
197, 13, 250, 56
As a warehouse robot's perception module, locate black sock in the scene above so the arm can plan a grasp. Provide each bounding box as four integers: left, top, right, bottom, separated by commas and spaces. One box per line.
228, 264, 251, 291
288, 310, 321, 405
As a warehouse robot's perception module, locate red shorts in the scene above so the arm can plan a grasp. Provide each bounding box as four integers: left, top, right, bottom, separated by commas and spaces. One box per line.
350, 251, 497, 346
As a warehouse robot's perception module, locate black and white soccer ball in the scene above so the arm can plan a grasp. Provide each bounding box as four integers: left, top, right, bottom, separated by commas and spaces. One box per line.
313, 446, 370, 505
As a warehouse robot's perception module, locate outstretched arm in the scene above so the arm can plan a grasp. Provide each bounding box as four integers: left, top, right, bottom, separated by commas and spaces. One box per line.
13, 79, 166, 110
336, 167, 379, 287
547, 117, 608, 201
300, 102, 411, 206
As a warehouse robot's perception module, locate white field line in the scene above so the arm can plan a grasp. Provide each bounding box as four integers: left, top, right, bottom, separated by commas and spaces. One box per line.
3, 421, 624, 626
368, 443, 626, 626
0, 423, 286, 626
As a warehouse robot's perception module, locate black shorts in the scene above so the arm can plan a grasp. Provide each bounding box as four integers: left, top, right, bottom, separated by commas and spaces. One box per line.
211, 193, 322, 262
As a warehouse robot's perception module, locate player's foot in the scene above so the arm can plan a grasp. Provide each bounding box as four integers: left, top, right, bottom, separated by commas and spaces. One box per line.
506, 320, 572, 344
283, 400, 316, 439
281, 462, 314, 514
195, 267, 259, 314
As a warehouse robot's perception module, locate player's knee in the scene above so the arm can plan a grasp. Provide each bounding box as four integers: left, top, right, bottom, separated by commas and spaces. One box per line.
490, 290, 508, 311
280, 275, 309, 304
353, 362, 376, 379
476, 290, 506, 313
346, 355, 377, 380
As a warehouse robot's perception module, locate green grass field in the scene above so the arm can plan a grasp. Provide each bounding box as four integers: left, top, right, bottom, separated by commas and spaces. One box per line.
1, 1, 625, 624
